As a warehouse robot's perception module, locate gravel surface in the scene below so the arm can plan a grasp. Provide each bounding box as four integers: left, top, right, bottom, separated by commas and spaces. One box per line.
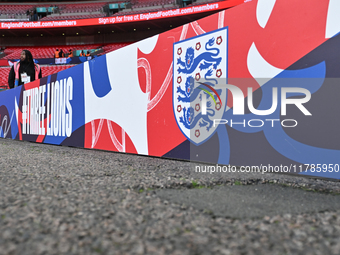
1, 138, 340, 255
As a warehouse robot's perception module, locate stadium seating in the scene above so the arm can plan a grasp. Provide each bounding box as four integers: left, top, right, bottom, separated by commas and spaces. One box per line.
100, 43, 132, 55
0, 42, 132, 89
114, 6, 174, 16
39, 13, 104, 21
132, 0, 175, 9
187, 0, 222, 6
58, 2, 106, 14
2, 46, 79, 59
0, 4, 33, 15
1, 43, 131, 60
0, 0, 183, 22
0, 0, 212, 88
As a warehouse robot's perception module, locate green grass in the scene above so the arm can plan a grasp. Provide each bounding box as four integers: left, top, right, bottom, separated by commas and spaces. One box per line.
138, 187, 154, 193
234, 180, 242, 185
93, 247, 102, 253
191, 181, 205, 189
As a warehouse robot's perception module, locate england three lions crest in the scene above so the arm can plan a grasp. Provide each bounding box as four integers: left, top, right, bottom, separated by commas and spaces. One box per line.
173, 27, 228, 145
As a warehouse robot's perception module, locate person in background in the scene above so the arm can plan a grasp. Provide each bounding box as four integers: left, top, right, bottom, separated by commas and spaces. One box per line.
55, 49, 59, 58
86, 51, 91, 57
29, 9, 34, 21
8, 50, 42, 89
33, 8, 38, 21
79, 50, 85, 57
54, 5, 59, 14
59, 49, 65, 58
68, 49, 73, 57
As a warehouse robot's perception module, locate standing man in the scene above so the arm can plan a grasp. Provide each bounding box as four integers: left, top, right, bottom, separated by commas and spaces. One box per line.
8, 50, 42, 89
55, 49, 59, 58
68, 49, 73, 57
59, 49, 65, 58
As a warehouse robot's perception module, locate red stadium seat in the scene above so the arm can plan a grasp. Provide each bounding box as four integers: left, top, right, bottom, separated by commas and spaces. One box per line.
1, 43, 132, 60
0, 42, 132, 88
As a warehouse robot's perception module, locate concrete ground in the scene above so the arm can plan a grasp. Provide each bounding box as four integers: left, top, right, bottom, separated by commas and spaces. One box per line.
0, 138, 339, 255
